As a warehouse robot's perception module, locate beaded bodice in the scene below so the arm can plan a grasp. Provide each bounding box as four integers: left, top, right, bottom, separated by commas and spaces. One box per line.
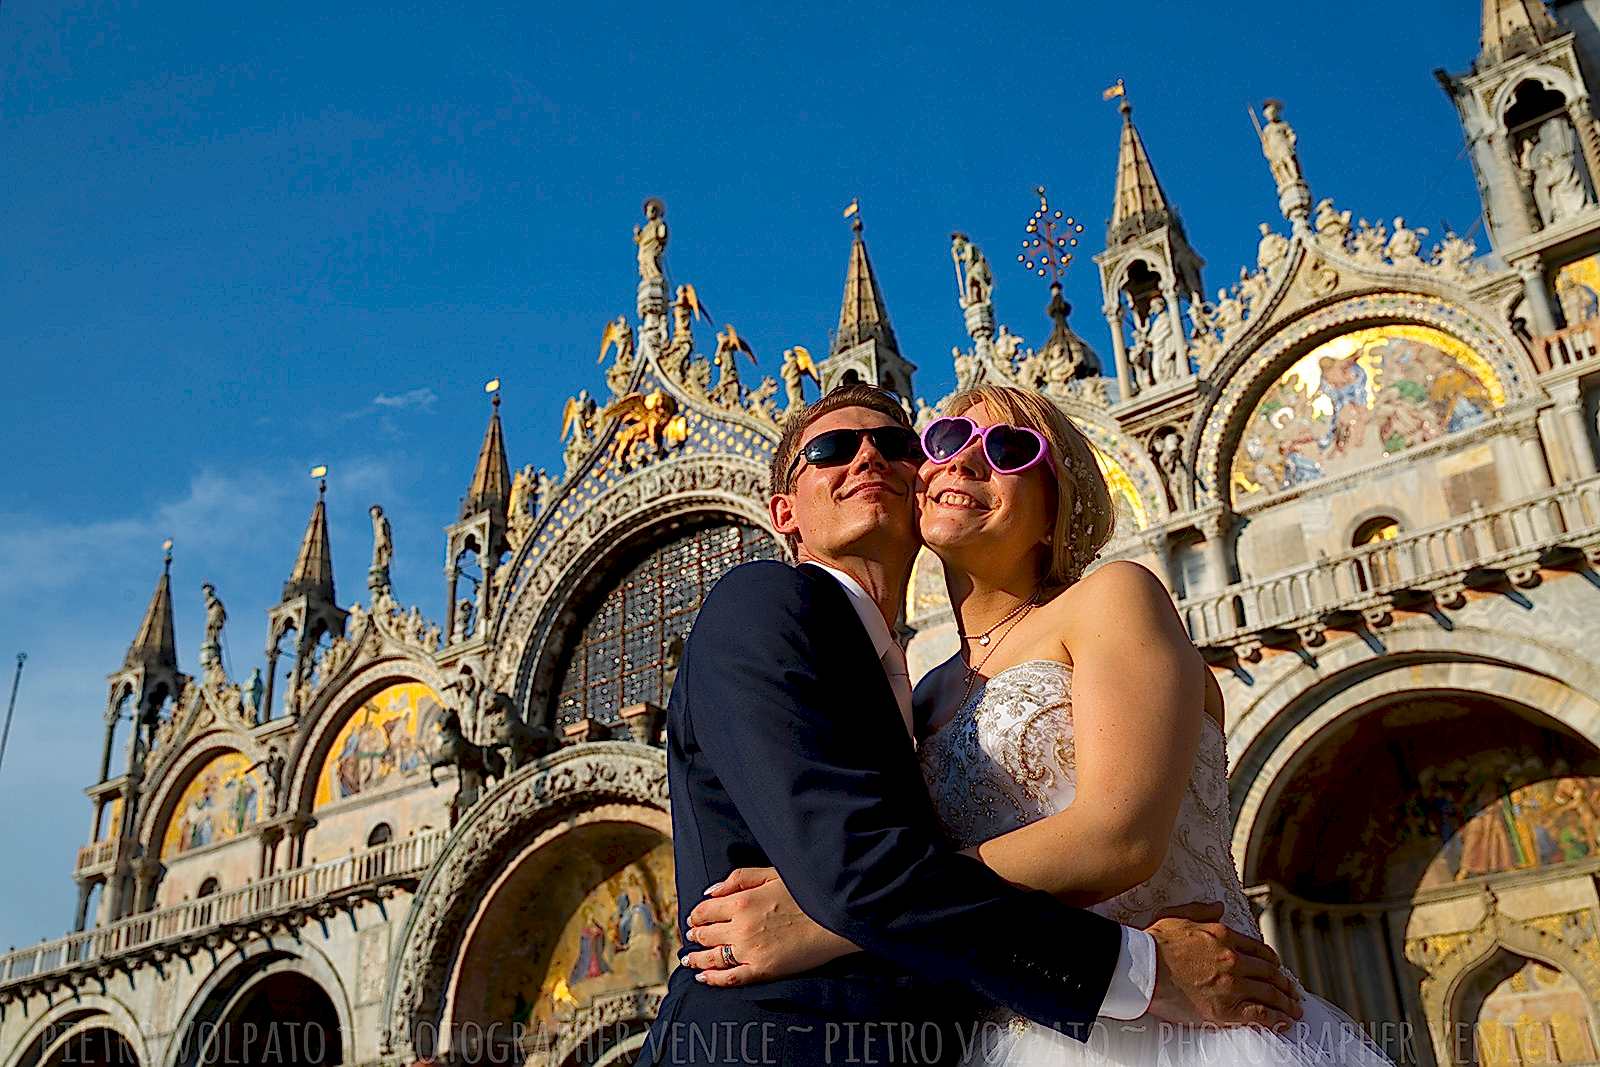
918, 659, 1259, 936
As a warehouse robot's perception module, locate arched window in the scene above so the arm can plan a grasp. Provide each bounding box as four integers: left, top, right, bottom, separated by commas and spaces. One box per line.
555, 522, 780, 730
1352, 516, 1403, 591
196, 877, 220, 898
1352, 516, 1401, 547
366, 823, 393, 847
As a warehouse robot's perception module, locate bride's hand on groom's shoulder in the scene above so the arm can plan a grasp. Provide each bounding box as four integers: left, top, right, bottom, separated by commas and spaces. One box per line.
682, 867, 859, 986
1145, 902, 1303, 1032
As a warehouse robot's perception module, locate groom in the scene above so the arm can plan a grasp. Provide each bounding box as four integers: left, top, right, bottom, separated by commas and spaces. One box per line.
640, 385, 1296, 1066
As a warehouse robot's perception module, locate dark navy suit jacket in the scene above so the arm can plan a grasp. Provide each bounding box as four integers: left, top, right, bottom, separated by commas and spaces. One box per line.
640, 560, 1122, 1065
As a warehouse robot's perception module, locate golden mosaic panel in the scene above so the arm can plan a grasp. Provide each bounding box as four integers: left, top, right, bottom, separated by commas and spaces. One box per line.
1231, 325, 1505, 502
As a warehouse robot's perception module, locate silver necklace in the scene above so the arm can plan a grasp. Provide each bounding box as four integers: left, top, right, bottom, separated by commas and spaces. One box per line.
958, 591, 1037, 647
956, 591, 1040, 710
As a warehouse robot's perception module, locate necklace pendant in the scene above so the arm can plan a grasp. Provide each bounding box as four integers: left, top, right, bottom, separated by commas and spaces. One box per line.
978, 635, 990, 646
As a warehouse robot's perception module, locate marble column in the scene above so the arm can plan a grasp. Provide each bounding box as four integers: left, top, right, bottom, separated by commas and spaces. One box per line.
73, 879, 95, 932
1516, 259, 1559, 336
1198, 511, 1234, 593
1554, 382, 1598, 478
1515, 420, 1557, 538
1104, 302, 1134, 401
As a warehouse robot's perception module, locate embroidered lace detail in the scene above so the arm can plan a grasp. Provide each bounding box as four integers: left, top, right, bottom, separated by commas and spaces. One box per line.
918, 659, 1259, 937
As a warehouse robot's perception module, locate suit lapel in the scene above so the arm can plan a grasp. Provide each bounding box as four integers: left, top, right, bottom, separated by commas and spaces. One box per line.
796, 565, 907, 742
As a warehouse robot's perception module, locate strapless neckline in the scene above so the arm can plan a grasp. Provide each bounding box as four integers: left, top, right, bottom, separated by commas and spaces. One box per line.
921, 657, 1222, 745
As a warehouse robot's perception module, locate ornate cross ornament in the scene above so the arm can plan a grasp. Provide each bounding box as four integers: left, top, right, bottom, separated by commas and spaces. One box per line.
1019, 185, 1085, 283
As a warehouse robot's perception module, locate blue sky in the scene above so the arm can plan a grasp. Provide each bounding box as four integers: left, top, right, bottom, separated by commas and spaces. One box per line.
0, 1, 1485, 948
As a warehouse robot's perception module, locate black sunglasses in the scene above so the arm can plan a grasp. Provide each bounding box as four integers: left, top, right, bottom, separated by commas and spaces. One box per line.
785, 426, 924, 482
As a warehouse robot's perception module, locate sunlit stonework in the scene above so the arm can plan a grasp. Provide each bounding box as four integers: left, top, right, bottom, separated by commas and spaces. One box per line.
8, 6, 1600, 1066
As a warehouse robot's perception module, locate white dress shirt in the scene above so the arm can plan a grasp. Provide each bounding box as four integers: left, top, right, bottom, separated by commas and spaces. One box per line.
802, 560, 1158, 1021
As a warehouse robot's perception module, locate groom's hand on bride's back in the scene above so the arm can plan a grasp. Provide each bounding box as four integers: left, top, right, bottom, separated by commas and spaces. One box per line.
1145, 902, 1302, 1031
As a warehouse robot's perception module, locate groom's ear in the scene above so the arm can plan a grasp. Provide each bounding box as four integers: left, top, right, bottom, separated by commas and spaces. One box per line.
770, 493, 800, 537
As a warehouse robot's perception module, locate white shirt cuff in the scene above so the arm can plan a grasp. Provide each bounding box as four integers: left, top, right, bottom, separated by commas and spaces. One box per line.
1098, 926, 1156, 1020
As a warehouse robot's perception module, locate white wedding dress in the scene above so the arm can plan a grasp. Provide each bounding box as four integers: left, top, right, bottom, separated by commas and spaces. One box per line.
918, 659, 1393, 1066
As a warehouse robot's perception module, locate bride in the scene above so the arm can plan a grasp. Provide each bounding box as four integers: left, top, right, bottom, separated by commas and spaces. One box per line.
680, 384, 1392, 1065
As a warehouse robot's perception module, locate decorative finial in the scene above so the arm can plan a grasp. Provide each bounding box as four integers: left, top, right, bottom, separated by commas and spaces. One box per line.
1018, 186, 1084, 283
485, 377, 501, 411
843, 197, 862, 233
310, 464, 328, 496
162, 538, 174, 573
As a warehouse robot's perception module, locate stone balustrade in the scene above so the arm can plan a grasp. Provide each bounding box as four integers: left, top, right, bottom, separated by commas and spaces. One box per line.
1536, 317, 1600, 375
1182, 474, 1600, 651
75, 838, 118, 873
1, 827, 446, 992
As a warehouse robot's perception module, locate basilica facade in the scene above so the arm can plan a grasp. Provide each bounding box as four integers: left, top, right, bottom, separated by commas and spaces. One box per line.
6, 3, 1600, 1065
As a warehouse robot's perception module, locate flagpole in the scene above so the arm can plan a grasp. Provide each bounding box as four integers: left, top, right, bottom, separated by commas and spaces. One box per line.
0, 652, 27, 779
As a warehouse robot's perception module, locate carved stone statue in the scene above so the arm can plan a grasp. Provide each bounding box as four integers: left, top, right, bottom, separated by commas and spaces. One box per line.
599, 315, 636, 397
1385, 217, 1426, 265
994, 324, 1024, 363
1431, 233, 1478, 280
1126, 312, 1155, 393
561, 389, 600, 475
1521, 116, 1594, 227
507, 464, 553, 551
199, 583, 227, 681
480, 691, 556, 775
1153, 431, 1193, 512
243, 667, 264, 722
950, 232, 993, 308
453, 598, 475, 643
1256, 223, 1290, 273
633, 197, 668, 282
1147, 296, 1188, 383
246, 745, 286, 817
711, 325, 755, 407
1351, 219, 1388, 266
1213, 287, 1245, 340
367, 504, 393, 595
1259, 99, 1304, 193
1314, 198, 1351, 241
747, 377, 779, 422
780, 346, 819, 411
1238, 265, 1271, 309
201, 582, 226, 652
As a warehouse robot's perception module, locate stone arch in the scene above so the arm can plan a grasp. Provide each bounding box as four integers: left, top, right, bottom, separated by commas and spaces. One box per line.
1343, 503, 1413, 546
1192, 291, 1542, 510
1489, 64, 1589, 134
1225, 622, 1600, 882
1053, 394, 1167, 530
134, 733, 263, 857
165, 942, 351, 1067
488, 451, 773, 714
6, 999, 148, 1067
384, 742, 669, 1062
282, 655, 453, 819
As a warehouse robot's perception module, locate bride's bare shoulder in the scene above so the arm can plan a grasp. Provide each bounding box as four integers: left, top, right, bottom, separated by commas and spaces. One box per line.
1044, 559, 1170, 618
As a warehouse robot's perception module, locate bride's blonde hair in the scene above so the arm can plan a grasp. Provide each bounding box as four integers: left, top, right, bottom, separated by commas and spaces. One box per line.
940, 384, 1115, 586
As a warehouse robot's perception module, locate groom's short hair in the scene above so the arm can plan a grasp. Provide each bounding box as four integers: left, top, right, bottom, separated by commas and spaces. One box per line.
768, 384, 913, 499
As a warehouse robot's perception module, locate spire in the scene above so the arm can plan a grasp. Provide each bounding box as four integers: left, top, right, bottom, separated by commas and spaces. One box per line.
462, 390, 511, 520
1479, 0, 1561, 67
832, 217, 900, 357
1108, 98, 1175, 246
284, 477, 335, 602
1041, 283, 1102, 380
126, 543, 178, 672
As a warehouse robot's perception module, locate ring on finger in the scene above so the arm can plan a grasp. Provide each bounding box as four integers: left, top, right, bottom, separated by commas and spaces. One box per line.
720, 944, 739, 968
